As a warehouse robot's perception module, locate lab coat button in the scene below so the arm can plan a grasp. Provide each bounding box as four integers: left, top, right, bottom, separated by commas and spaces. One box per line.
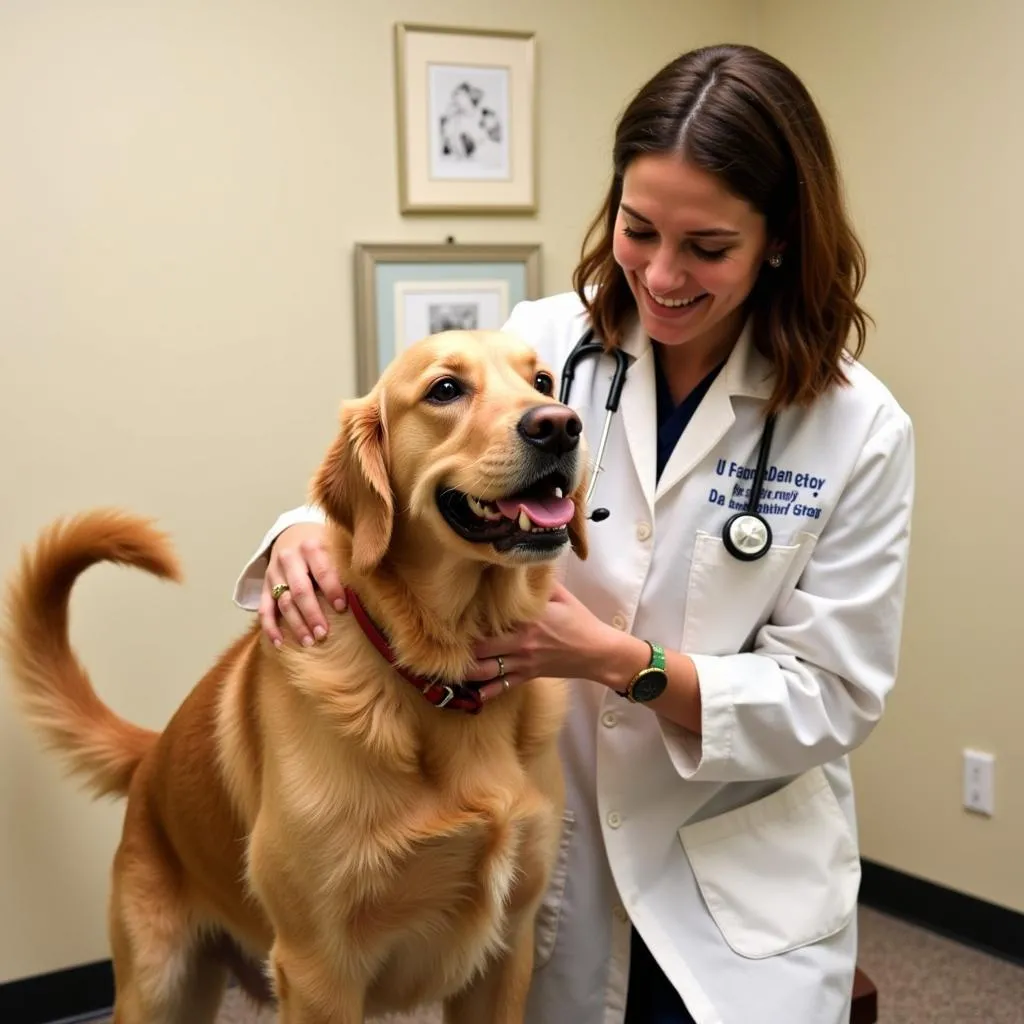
601, 711, 617, 728
607, 811, 622, 829
636, 522, 652, 541
611, 612, 628, 630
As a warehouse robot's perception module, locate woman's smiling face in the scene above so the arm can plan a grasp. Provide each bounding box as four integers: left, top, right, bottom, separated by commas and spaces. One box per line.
612, 153, 773, 359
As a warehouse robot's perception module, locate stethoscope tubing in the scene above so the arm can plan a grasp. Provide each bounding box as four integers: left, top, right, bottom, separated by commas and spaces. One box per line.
559, 327, 776, 557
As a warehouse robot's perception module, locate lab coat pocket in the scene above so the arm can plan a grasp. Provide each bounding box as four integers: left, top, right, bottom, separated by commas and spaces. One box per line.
533, 809, 576, 969
677, 767, 860, 959
681, 529, 817, 654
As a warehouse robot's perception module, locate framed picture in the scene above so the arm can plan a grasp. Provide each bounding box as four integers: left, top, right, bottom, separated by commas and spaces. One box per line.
394, 23, 537, 214
353, 242, 542, 394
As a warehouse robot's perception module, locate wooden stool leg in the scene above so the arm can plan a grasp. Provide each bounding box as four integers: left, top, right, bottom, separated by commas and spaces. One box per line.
850, 965, 878, 1024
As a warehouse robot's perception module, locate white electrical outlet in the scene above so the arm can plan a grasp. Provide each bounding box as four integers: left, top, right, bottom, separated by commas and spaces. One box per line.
963, 749, 995, 816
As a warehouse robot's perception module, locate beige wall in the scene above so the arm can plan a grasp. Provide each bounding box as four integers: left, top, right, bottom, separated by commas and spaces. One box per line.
0, 0, 757, 984
759, 0, 1024, 914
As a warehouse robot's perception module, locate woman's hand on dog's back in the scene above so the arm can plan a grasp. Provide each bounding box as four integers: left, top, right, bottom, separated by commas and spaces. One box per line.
261, 523, 346, 648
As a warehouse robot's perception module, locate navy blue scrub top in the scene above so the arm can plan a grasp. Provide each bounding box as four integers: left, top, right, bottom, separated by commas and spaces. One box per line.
653, 345, 726, 482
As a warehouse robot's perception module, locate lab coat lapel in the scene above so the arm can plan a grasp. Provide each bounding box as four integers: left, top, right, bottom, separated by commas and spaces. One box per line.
617, 318, 658, 513
654, 320, 774, 502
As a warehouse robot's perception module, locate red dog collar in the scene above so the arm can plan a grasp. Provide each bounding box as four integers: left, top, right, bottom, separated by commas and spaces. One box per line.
344, 586, 484, 714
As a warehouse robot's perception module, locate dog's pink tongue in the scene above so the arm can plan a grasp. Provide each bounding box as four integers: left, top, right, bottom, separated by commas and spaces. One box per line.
495, 495, 575, 528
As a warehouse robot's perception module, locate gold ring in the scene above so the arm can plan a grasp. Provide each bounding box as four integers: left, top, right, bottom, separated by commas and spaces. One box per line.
271, 583, 290, 601
496, 655, 505, 676
502, 676, 510, 692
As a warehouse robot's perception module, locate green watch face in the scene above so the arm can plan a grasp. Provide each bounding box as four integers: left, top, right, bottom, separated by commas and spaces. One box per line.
630, 668, 668, 703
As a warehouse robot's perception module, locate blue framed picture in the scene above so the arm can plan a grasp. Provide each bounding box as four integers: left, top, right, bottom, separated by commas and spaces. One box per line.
353, 242, 542, 394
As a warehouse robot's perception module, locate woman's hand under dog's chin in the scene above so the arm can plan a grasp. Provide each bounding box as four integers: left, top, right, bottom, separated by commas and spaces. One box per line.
467, 582, 647, 696
469, 592, 703, 735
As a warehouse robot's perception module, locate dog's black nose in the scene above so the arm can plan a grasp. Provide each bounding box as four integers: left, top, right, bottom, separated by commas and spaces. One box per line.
517, 404, 582, 455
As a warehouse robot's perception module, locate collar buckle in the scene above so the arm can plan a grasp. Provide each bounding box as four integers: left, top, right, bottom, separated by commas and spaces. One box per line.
346, 586, 479, 714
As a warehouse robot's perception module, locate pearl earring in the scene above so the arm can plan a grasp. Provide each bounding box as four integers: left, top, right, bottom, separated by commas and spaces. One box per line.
768, 253, 783, 268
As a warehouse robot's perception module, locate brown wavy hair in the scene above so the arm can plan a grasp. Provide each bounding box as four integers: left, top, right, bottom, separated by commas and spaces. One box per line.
573, 43, 870, 414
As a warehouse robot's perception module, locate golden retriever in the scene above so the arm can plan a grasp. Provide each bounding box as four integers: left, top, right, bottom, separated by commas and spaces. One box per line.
2, 328, 590, 1024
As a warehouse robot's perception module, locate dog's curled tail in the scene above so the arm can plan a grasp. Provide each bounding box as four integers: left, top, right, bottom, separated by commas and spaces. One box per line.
1, 509, 182, 799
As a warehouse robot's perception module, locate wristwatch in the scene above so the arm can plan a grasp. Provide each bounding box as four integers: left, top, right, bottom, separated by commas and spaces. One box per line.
617, 640, 668, 703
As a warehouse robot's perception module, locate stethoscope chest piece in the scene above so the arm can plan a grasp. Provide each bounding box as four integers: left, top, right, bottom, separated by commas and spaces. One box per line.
722, 512, 773, 561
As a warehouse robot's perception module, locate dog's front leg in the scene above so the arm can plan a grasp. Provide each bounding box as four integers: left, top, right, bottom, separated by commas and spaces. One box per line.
443, 920, 535, 1024
272, 942, 366, 1024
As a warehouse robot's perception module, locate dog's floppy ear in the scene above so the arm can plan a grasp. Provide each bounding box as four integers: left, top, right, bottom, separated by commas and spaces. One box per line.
568, 464, 590, 561
312, 395, 393, 576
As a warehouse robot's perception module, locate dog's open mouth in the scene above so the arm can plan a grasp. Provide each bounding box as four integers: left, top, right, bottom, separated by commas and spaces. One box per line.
437, 470, 574, 552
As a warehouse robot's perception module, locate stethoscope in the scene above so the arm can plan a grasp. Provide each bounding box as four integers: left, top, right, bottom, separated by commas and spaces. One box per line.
559, 328, 778, 562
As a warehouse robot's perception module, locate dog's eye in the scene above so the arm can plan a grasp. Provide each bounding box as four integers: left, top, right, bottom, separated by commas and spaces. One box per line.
425, 377, 465, 404
534, 372, 555, 396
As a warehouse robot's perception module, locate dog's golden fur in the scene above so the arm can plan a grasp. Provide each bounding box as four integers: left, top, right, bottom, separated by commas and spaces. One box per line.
2, 330, 589, 1023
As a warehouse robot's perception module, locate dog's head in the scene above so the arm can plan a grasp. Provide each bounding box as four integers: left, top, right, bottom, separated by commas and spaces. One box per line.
451, 82, 484, 112
312, 330, 589, 578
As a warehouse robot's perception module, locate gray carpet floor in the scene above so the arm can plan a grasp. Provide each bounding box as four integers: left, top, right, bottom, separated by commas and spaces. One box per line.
93, 906, 1024, 1023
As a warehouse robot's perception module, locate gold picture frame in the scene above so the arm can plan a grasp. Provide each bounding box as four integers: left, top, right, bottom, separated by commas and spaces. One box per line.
394, 23, 537, 214
353, 242, 542, 394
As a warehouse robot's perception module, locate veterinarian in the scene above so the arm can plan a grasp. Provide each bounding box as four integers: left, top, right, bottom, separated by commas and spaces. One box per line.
233, 43, 914, 1024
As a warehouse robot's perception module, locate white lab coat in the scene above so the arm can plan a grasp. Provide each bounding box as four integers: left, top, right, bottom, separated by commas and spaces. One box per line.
233, 291, 915, 1024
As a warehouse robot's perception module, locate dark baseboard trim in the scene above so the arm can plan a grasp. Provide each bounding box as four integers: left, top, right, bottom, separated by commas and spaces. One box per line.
0, 959, 112, 1024
859, 857, 1024, 967
3, 859, 1021, 1022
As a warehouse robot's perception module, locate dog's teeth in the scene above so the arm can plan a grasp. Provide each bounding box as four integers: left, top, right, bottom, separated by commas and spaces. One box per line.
553, 487, 563, 499
518, 509, 532, 532
467, 495, 501, 520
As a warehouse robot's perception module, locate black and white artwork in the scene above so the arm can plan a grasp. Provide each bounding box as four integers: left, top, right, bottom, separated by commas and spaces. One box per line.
393, 281, 509, 350
428, 302, 480, 333
428, 63, 511, 181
